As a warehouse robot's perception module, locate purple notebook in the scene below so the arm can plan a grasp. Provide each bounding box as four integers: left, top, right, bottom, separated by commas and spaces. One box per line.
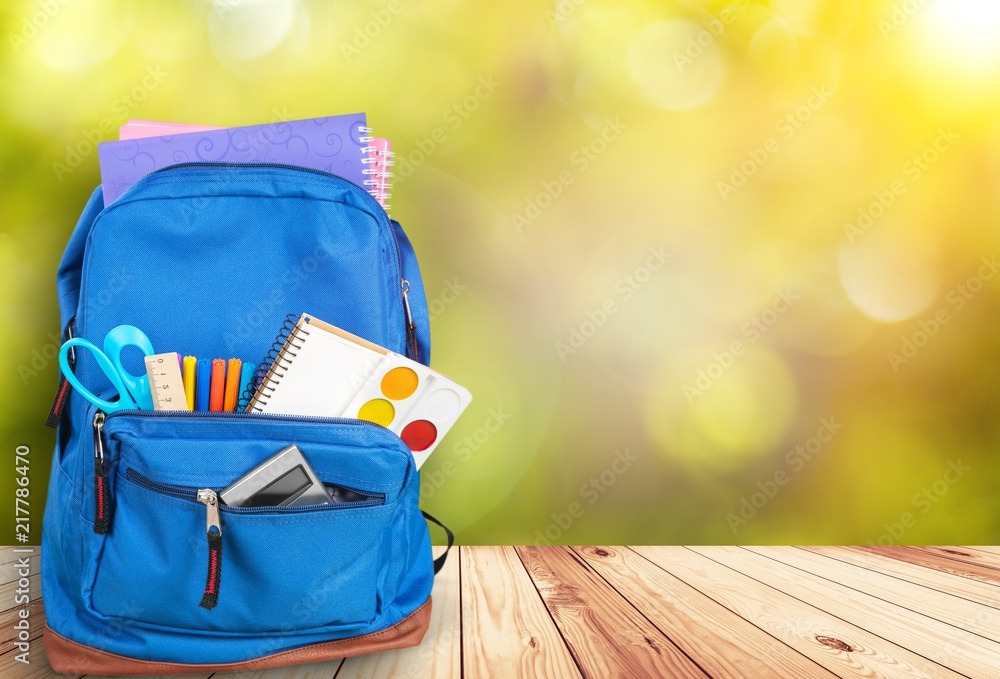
98, 113, 370, 205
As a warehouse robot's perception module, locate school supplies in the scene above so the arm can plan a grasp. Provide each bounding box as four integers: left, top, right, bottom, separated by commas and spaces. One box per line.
195, 358, 212, 411
219, 444, 332, 508
238, 361, 256, 406
44, 153, 447, 674
183, 356, 197, 410
58, 324, 155, 412
223, 358, 242, 412
100, 113, 385, 206
144, 352, 189, 411
209, 359, 226, 412
248, 314, 386, 416
119, 119, 220, 140
118, 120, 395, 214
248, 313, 471, 467
364, 137, 394, 214
344, 352, 472, 466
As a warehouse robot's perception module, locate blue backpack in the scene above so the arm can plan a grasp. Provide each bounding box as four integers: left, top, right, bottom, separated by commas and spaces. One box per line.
41, 164, 451, 674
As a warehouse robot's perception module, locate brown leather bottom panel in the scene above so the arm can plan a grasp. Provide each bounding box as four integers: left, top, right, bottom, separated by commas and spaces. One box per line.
44, 598, 431, 675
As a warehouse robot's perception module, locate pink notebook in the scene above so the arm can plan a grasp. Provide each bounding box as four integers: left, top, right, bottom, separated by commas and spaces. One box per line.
119, 120, 222, 140
116, 119, 394, 214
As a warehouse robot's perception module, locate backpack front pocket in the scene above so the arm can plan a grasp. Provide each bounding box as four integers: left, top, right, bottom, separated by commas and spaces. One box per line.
89, 411, 415, 635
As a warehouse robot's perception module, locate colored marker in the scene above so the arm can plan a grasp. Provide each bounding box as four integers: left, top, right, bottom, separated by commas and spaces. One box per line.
209, 359, 226, 412
183, 356, 197, 411
237, 361, 256, 412
195, 359, 212, 412
223, 358, 242, 412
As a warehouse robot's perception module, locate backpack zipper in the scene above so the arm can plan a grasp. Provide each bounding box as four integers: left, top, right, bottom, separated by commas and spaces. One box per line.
401, 279, 418, 361
45, 318, 76, 429
92, 411, 110, 534
92, 408, 397, 531
123, 467, 386, 513
196, 489, 222, 610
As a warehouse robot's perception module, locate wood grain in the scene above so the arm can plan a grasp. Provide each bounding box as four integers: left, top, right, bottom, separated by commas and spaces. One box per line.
0, 574, 42, 606
858, 546, 1000, 587
963, 546, 1000, 557
573, 546, 834, 679
949, 546, 1000, 569
336, 546, 461, 679
208, 660, 334, 679
636, 546, 964, 679
0, 548, 39, 566
751, 546, 1000, 639
461, 546, 580, 679
0, 635, 70, 679
0, 600, 45, 646
3, 545, 999, 678
703, 546, 997, 678
805, 546, 1000, 610
0, 553, 41, 583
517, 546, 707, 679
909, 546, 1000, 572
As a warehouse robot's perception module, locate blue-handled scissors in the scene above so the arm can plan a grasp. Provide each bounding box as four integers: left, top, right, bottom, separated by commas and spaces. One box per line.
58, 325, 156, 412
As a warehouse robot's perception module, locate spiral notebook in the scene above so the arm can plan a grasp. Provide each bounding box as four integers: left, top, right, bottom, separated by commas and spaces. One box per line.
246, 314, 388, 417
102, 116, 395, 213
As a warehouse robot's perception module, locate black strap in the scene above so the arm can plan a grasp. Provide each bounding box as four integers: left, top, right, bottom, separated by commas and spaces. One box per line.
422, 511, 454, 575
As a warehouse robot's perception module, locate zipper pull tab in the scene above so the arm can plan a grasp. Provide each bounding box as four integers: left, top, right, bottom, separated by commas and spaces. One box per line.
401, 279, 419, 361
92, 411, 110, 534
197, 489, 221, 536
46, 319, 76, 429
197, 489, 222, 610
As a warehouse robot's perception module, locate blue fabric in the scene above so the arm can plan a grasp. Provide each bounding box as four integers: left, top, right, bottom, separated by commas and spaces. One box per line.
41, 165, 434, 665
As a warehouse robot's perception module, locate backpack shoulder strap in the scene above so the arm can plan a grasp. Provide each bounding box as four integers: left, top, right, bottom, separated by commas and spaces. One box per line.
421, 511, 454, 574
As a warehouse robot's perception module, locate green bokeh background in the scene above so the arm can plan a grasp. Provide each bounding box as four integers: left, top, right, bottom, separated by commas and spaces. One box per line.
2, 0, 998, 546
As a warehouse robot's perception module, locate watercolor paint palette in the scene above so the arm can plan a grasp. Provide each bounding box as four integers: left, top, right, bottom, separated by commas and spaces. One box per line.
344, 353, 472, 468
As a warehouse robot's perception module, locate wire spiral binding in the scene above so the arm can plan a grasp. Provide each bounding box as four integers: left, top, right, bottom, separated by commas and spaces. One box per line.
361, 133, 394, 214
241, 313, 312, 412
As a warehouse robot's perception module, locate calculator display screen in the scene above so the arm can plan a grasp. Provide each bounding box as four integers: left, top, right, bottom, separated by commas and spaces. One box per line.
241, 465, 310, 507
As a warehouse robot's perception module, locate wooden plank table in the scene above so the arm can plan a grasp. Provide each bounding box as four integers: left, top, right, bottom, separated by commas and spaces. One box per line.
3, 545, 999, 678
